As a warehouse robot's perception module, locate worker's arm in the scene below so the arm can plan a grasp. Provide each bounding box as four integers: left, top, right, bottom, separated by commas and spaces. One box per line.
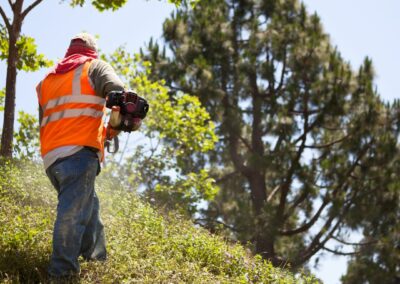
88, 59, 125, 98
88, 59, 125, 139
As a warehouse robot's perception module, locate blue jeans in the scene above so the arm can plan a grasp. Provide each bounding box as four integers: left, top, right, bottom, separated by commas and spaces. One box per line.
46, 148, 106, 277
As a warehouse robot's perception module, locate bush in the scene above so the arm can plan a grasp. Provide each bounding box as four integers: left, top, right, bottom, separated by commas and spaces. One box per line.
0, 160, 318, 283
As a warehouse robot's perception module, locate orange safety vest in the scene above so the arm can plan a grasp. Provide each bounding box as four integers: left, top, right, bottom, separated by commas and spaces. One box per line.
37, 61, 106, 160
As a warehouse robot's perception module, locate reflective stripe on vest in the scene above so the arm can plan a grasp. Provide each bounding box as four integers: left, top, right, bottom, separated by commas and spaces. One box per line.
41, 108, 104, 127
40, 63, 105, 127
42, 94, 105, 112
72, 64, 84, 96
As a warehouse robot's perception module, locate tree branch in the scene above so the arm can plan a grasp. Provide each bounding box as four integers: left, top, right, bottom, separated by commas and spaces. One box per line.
322, 246, 359, 256
272, 132, 284, 152
21, 0, 44, 20
303, 135, 349, 149
284, 172, 324, 219
249, 68, 264, 156
279, 198, 329, 236
292, 112, 324, 145
266, 185, 280, 203
332, 235, 377, 246
274, 48, 287, 93
277, 89, 311, 221
0, 6, 11, 32
309, 211, 351, 260
289, 108, 321, 115
295, 210, 346, 265
238, 134, 252, 151
294, 151, 368, 265
283, 189, 309, 220
295, 138, 373, 265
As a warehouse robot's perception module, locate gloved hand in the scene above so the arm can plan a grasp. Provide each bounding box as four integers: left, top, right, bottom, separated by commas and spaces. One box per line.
106, 105, 121, 140
106, 125, 120, 140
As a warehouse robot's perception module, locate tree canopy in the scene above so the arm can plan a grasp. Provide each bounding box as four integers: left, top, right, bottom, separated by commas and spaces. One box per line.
144, 0, 400, 269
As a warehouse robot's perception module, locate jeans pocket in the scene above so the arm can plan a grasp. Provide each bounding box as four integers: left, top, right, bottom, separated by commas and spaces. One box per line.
46, 168, 60, 192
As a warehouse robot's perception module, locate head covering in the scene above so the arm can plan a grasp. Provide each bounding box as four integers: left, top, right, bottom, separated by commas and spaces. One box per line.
49, 32, 99, 75
70, 32, 98, 51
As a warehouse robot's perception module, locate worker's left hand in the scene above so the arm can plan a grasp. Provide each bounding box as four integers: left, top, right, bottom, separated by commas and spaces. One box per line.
106, 125, 120, 140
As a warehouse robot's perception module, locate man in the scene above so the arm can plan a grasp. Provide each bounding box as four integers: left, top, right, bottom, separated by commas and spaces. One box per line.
36, 33, 124, 278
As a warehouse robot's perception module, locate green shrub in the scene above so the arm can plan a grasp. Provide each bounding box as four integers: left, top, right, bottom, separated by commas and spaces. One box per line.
0, 160, 318, 283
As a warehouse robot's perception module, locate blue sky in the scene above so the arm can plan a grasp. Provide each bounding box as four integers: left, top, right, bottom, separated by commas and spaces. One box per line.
304, 0, 399, 103
1, 0, 399, 283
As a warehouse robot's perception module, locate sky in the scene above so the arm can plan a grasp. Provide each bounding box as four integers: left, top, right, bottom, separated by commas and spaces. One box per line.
1, 0, 399, 283
303, 0, 399, 103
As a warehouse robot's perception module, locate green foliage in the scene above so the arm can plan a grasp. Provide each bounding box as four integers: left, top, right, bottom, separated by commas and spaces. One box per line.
167, 0, 199, 8
147, 90, 217, 153
144, 0, 400, 269
342, 234, 400, 284
0, 24, 52, 72
15, 35, 53, 71
67, 0, 196, 11
68, 0, 128, 11
0, 88, 4, 111
13, 111, 40, 159
0, 161, 55, 282
340, 112, 400, 284
0, 24, 6, 58
0, 160, 318, 283
154, 169, 219, 215
103, 49, 218, 215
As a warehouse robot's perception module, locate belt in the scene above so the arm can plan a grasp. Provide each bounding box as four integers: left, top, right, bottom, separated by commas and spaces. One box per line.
84, 146, 99, 153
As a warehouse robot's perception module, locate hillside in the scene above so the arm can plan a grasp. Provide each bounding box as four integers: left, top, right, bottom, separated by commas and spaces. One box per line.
0, 160, 318, 283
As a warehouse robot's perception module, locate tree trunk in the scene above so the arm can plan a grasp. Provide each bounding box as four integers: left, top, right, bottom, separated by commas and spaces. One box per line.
249, 172, 280, 265
0, 2, 22, 158
1, 34, 18, 158
249, 172, 267, 215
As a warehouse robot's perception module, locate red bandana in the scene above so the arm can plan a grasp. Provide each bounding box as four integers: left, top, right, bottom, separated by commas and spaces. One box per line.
49, 45, 98, 75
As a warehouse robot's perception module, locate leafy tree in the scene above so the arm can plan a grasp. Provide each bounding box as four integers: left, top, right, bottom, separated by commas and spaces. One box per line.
0, 1, 52, 158
144, 0, 400, 268
0, 88, 39, 159
102, 49, 219, 215
13, 110, 39, 159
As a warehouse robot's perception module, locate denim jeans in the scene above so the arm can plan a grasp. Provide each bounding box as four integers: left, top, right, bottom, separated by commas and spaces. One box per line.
46, 148, 106, 277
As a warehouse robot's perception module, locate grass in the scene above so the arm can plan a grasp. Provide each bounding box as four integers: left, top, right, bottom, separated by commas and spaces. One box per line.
0, 160, 319, 283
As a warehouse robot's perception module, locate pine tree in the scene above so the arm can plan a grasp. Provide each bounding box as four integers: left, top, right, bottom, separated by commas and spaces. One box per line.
144, 0, 399, 268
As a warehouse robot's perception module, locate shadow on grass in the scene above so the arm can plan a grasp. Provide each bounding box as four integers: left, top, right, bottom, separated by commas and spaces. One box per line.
0, 249, 50, 283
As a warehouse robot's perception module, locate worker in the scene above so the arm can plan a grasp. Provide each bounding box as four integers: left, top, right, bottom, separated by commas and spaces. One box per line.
36, 32, 124, 279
